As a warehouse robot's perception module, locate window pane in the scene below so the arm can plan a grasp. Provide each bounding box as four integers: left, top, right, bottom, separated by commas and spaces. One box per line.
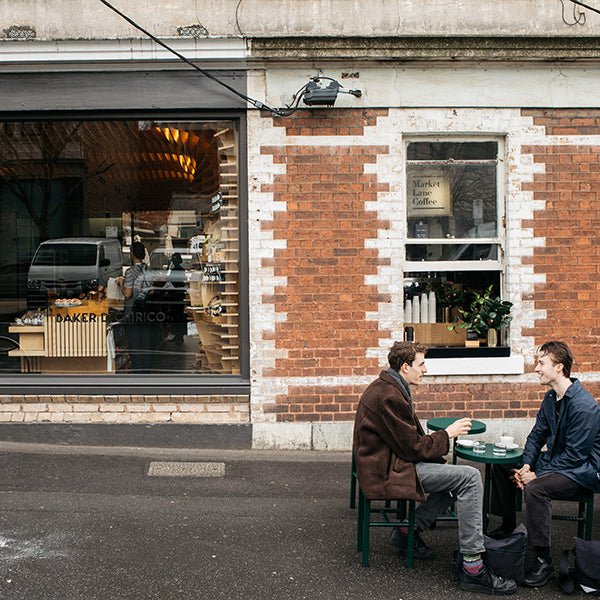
406, 243, 498, 262
403, 271, 504, 346
0, 119, 240, 376
407, 163, 497, 239
407, 141, 498, 161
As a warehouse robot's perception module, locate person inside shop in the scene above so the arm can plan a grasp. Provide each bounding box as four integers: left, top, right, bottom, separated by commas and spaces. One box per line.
489, 340, 600, 588
167, 252, 187, 345
116, 240, 154, 372
353, 341, 517, 595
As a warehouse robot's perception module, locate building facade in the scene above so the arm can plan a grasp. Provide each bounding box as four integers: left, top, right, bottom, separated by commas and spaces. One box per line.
0, 0, 599, 449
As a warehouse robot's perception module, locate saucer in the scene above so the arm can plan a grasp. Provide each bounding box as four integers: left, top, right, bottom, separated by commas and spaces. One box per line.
456, 439, 476, 448
496, 442, 519, 451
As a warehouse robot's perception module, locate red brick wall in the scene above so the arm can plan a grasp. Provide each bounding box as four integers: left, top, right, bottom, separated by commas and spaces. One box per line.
271, 381, 600, 423
260, 109, 391, 420
521, 109, 600, 373
259, 108, 600, 422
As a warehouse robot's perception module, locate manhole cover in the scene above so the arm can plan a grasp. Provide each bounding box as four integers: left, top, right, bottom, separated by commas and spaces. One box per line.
147, 461, 226, 477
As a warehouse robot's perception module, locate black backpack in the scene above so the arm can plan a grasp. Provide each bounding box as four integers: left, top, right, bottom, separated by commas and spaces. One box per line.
456, 524, 527, 585
559, 538, 600, 595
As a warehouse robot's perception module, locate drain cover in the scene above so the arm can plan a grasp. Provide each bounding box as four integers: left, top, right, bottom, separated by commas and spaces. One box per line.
147, 461, 226, 477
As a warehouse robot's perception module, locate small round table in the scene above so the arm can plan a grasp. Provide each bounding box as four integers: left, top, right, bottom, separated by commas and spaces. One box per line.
455, 443, 524, 531
426, 417, 487, 464
426, 418, 488, 522
427, 417, 487, 435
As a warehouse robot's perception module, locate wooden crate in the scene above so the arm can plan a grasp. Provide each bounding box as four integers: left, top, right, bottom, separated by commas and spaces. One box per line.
406, 322, 467, 347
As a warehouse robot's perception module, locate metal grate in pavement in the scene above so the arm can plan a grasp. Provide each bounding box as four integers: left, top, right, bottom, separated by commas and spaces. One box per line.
147, 461, 226, 477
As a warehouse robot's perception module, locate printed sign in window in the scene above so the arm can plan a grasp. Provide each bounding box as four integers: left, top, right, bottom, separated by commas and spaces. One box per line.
407, 173, 451, 217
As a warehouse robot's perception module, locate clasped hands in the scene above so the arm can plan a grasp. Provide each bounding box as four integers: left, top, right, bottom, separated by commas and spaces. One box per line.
511, 464, 536, 489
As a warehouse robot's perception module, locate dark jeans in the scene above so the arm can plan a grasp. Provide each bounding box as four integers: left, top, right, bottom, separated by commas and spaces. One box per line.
491, 464, 587, 547
125, 322, 154, 373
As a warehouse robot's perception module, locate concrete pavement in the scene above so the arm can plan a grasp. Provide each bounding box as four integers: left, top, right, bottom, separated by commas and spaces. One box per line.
0, 442, 594, 600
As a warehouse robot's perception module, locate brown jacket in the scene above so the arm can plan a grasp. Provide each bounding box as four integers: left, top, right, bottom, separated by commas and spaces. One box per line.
353, 370, 449, 502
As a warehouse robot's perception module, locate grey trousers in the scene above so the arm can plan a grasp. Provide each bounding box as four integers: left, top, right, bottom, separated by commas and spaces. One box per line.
415, 462, 485, 555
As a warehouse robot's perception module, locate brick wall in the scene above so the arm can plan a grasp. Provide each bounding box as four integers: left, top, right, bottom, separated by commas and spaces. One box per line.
0, 395, 250, 423
521, 109, 600, 373
257, 110, 391, 420
249, 107, 600, 425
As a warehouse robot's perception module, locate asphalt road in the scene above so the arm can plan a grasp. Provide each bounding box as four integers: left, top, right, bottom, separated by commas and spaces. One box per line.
0, 442, 592, 600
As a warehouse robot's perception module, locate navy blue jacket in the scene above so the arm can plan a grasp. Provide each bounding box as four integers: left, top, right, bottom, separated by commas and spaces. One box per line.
522, 379, 600, 493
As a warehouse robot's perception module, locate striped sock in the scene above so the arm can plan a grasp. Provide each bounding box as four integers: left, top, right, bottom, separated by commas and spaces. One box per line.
463, 554, 483, 575
398, 526, 417, 535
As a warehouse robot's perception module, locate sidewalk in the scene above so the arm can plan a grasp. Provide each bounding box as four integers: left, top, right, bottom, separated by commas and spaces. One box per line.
0, 442, 592, 600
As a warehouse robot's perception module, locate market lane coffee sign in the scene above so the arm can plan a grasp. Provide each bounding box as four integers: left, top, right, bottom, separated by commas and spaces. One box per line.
407, 173, 451, 217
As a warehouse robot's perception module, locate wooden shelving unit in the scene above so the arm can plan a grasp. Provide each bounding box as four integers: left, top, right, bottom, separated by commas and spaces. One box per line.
186, 127, 240, 374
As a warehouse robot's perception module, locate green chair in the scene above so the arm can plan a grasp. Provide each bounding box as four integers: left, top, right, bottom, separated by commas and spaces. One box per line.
350, 450, 358, 509
356, 483, 416, 567
552, 492, 595, 541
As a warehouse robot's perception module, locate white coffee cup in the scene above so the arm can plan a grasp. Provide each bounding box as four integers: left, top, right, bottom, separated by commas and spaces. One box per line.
500, 435, 514, 446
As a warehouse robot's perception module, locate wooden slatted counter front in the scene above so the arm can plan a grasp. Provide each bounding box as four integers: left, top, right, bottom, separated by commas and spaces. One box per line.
9, 300, 111, 373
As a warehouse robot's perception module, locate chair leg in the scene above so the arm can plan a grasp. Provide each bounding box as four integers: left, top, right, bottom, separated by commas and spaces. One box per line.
357, 486, 365, 552
397, 499, 407, 520
405, 501, 416, 568
578, 500, 586, 539
361, 493, 371, 567
350, 453, 357, 509
585, 496, 594, 541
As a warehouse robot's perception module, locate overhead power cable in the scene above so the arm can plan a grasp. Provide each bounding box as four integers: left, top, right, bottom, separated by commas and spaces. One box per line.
98, 0, 360, 116
568, 0, 600, 14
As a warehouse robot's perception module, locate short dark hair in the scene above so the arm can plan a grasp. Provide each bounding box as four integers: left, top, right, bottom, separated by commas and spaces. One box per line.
538, 340, 573, 378
130, 241, 146, 261
388, 341, 428, 372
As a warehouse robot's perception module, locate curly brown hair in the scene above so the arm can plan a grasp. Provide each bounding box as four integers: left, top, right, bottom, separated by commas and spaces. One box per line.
388, 341, 428, 372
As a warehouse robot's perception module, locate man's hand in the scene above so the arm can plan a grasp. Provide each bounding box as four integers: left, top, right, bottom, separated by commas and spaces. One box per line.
512, 464, 535, 489
445, 417, 472, 439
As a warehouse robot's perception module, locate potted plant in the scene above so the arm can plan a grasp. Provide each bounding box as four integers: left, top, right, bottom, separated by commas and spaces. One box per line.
448, 286, 513, 346
435, 280, 466, 322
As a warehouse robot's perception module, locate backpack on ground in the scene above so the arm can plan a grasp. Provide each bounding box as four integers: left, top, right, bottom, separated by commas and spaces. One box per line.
484, 523, 527, 585
455, 524, 527, 585
559, 538, 600, 595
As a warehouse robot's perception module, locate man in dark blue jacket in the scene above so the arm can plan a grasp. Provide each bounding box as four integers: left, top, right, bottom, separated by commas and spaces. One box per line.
491, 341, 600, 587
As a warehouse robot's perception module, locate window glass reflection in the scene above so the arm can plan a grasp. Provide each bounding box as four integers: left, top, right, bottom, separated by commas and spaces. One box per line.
0, 120, 240, 375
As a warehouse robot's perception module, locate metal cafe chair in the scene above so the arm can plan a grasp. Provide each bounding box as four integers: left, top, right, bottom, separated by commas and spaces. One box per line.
356, 482, 416, 568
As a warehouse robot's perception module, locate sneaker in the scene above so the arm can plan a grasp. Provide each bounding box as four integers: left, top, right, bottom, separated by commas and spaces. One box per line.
459, 563, 517, 595
388, 527, 435, 560
523, 557, 556, 588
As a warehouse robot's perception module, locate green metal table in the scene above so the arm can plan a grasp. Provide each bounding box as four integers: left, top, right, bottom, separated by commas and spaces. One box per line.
426, 417, 488, 521
455, 443, 523, 531
426, 417, 487, 464
427, 417, 487, 435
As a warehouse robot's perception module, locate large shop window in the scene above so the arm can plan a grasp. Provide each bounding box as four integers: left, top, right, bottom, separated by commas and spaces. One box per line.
404, 139, 509, 357
0, 119, 242, 376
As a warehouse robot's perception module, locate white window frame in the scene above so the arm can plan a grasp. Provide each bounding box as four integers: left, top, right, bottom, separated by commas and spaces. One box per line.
403, 136, 521, 375
404, 135, 506, 275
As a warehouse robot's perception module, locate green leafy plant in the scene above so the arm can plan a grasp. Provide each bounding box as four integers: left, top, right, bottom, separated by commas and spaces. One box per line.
435, 280, 466, 310
448, 285, 513, 336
